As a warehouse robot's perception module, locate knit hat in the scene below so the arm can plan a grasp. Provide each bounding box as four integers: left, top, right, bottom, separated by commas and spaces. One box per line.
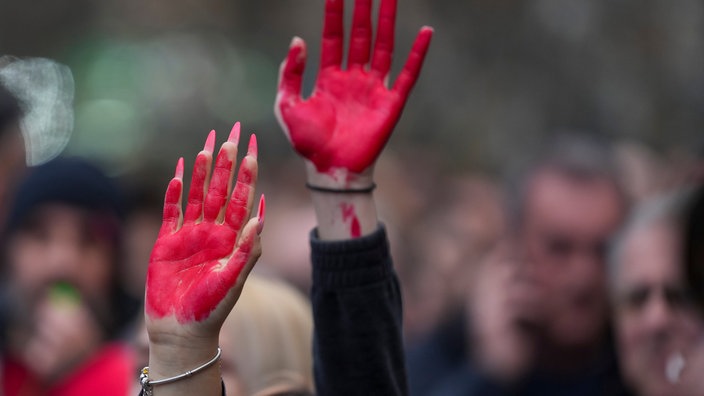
5, 156, 126, 237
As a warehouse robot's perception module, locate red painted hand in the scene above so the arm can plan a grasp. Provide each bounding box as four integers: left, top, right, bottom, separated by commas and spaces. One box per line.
145, 124, 265, 336
275, 0, 433, 176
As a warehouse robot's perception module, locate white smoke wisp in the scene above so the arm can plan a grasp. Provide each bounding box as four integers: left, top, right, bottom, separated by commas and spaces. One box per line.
0, 56, 74, 166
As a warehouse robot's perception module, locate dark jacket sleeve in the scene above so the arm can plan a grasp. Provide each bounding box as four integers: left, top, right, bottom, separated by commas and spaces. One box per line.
310, 225, 407, 396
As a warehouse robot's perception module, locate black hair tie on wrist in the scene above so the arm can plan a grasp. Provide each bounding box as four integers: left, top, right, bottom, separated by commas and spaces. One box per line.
305, 182, 376, 194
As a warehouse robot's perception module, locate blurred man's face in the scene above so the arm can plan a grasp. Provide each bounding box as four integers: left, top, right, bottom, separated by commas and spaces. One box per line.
521, 169, 623, 348
614, 221, 703, 396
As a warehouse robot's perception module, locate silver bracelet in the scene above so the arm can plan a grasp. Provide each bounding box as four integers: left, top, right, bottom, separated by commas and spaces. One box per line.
140, 347, 222, 396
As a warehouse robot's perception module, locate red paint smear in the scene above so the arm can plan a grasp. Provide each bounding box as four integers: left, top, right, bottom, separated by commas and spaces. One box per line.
183, 153, 209, 224
146, 223, 251, 323
256, 195, 266, 235
279, 68, 399, 174
204, 130, 216, 152
340, 203, 361, 238
203, 149, 234, 222
275, 0, 433, 174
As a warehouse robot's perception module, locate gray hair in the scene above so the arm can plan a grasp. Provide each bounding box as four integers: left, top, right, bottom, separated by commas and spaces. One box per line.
607, 190, 694, 293
504, 131, 624, 230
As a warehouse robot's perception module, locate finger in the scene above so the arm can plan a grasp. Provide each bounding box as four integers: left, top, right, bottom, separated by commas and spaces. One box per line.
225, 135, 258, 231
159, 157, 184, 237
392, 26, 433, 99
370, 0, 397, 79
202, 197, 263, 320
320, 0, 344, 70
221, 217, 262, 291
204, 123, 240, 223
256, 194, 265, 236
277, 37, 307, 100
347, 0, 373, 69
275, 37, 307, 138
184, 131, 216, 224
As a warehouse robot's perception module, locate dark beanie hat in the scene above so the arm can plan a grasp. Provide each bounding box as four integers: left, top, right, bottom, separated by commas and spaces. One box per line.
5, 156, 126, 236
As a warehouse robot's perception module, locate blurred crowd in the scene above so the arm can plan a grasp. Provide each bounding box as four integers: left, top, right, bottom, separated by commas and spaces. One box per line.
1, 1, 704, 395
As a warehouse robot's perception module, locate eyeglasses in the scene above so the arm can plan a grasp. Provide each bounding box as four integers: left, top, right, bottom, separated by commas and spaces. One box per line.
618, 284, 693, 312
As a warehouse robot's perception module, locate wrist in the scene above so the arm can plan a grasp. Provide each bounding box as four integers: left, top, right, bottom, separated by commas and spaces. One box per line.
302, 163, 379, 240
144, 340, 222, 396
304, 162, 374, 190
147, 320, 220, 379
148, 339, 219, 378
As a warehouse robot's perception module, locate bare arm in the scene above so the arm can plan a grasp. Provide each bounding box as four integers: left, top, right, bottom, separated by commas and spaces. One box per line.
275, 1, 432, 394
275, 0, 432, 240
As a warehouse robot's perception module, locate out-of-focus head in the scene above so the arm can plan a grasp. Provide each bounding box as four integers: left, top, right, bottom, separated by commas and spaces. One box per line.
509, 133, 626, 348
0, 83, 26, 224
685, 185, 704, 314
220, 275, 314, 396
2, 157, 132, 333
610, 192, 703, 396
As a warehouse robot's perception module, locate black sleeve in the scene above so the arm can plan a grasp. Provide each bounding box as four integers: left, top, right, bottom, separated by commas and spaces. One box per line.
137, 380, 225, 396
310, 225, 408, 396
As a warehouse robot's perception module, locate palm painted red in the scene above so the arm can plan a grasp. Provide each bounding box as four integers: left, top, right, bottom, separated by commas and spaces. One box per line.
146, 124, 265, 326
275, 0, 433, 175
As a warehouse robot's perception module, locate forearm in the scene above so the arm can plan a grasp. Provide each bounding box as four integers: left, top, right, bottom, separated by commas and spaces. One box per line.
305, 162, 379, 240
142, 126, 262, 396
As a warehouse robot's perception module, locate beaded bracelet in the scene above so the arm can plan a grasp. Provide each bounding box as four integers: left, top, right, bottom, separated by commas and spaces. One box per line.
139, 347, 222, 396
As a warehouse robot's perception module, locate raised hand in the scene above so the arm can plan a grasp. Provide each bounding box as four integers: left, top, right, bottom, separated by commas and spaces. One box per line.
275, 0, 433, 181
145, 123, 265, 342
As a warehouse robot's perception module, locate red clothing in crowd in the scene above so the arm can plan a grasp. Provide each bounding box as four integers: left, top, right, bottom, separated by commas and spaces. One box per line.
2, 342, 134, 396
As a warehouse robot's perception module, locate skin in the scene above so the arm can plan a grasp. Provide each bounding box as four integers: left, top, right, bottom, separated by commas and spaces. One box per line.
22, 295, 102, 383
469, 242, 545, 381
144, 123, 265, 396
143, 0, 431, 391
614, 221, 704, 396
275, 0, 433, 240
340, 202, 362, 238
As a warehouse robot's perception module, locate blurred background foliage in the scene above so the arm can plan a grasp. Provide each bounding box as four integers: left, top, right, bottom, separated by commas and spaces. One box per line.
0, 0, 702, 177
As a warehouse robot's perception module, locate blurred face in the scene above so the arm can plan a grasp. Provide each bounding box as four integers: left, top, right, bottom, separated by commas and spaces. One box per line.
6, 204, 115, 306
521, 169, 623, 347
614, 221, 703, 396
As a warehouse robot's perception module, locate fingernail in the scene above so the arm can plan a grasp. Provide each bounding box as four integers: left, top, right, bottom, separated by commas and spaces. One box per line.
248, 134, 258, 157
228, 122, 240, 144
257, 195, 266, 235
291, 36, 303, 48
175, 157, 184, 179
204, 130, 216, 152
